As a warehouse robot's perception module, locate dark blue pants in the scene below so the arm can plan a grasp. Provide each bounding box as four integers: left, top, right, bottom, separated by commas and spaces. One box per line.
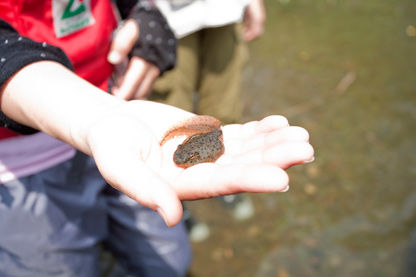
0, 152, 191, 277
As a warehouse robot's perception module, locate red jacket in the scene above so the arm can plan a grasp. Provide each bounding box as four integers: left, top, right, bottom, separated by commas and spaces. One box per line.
0, 0, 117, 89
0, 0, 118, 139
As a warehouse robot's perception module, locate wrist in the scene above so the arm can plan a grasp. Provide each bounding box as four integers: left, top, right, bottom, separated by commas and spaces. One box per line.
1, 61, 126, 155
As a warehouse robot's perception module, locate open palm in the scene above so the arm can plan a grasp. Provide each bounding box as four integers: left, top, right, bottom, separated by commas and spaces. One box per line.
87, 100, 314, 226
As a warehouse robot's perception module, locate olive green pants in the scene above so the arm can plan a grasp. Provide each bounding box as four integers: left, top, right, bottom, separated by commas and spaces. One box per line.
150, 23, 248, 125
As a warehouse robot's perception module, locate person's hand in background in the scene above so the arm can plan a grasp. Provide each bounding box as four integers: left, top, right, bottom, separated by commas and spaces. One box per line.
243, 0, 267, 42
108, 19, 160, 100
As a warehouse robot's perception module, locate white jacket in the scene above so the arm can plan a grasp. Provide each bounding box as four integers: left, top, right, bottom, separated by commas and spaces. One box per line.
155, 0, 251, 38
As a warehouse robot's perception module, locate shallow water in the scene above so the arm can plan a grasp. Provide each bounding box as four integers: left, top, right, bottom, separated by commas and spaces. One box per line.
187, 0, 416, 276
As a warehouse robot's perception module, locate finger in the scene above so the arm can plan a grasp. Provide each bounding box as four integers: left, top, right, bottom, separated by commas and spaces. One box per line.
222, 141, 314, 169
263, 141, 314, 168
235, 126, 310, 153
223, 115, 289, 141
243, 28, 256, 42
265, 126, 310, 144
114, 58, 148, 100
99, 151, 183, 227
255, 115, 290, 133
132, 64, 160, 99
127, 162, 184, 227
244, 25, 264, 42
174, 163, 290, 200
108, 19, 139, 64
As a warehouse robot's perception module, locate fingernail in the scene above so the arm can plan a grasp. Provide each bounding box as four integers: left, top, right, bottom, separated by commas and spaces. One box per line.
157, 207, 171, 228
303, 156, 315, 163
108, 51, 121, 63
281, 185, 290, 192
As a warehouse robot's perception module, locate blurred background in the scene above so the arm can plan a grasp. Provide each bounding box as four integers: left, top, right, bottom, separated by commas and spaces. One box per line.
186, 0, 416, 276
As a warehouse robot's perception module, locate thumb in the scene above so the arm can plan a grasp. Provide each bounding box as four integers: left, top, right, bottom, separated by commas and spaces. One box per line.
93, 144, 183, 226
108, 19, 140, 64
128, 163, 184, 227
107, 161, 184, 227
